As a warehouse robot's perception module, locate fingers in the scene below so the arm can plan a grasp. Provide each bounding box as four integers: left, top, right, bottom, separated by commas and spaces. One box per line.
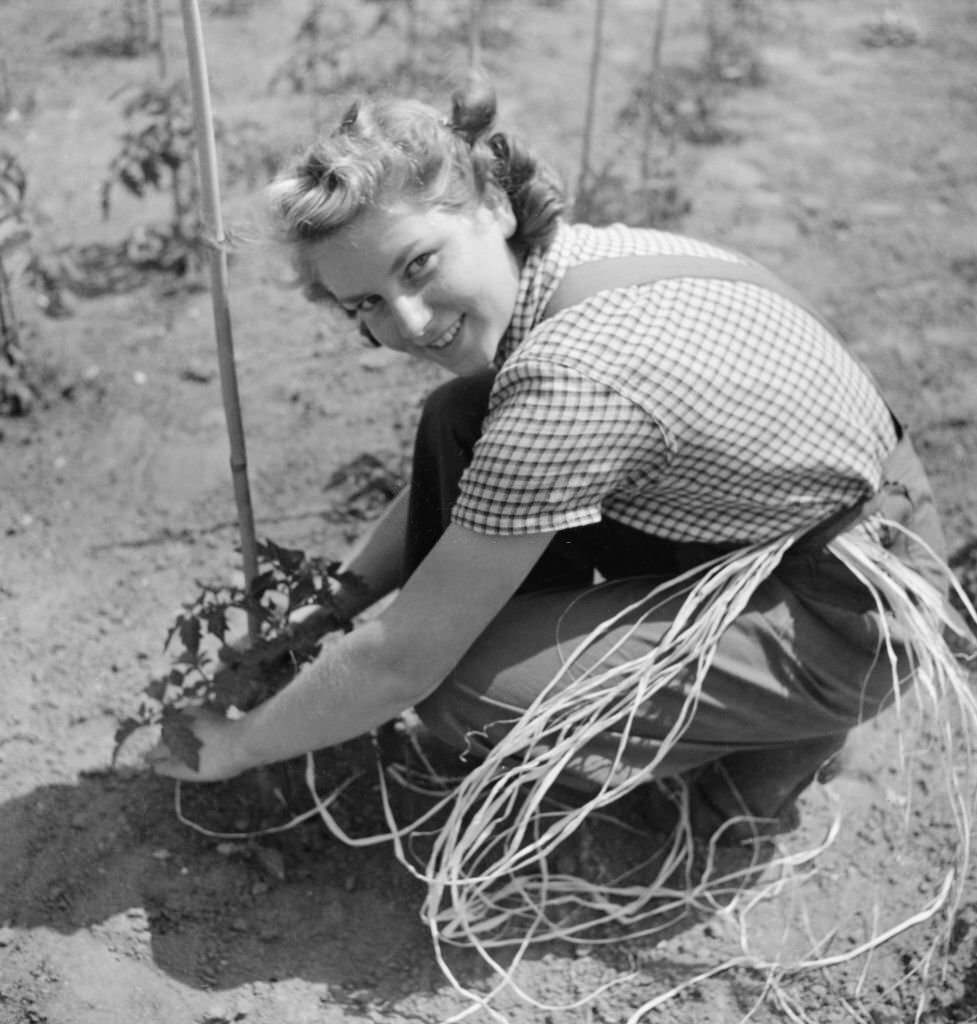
144, 741, 171, 767
141, 706, 246, 783
143, 741, 194, 780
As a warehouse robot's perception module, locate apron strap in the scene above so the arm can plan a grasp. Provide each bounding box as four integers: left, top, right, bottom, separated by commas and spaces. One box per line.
543, 253, 836, 334
542, 252, 902, 439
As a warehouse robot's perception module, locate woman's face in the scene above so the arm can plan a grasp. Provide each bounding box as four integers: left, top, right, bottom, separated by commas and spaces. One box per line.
308, 197, 522, 376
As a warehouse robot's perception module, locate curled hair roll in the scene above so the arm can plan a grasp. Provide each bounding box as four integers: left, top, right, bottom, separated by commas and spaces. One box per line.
487, 131, 565, 254
450, 71, 566, 252
448, 71, 497, 145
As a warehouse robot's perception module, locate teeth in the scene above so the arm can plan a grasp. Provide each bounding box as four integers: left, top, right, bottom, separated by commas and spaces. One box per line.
427, 319, 462, 351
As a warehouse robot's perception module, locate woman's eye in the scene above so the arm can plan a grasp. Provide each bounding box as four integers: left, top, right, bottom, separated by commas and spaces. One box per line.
342, 295, 380, 316
405, 252, 435, 280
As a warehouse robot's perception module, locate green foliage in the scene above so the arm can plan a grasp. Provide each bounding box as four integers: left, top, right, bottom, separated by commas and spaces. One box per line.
61, 0, 163, 61
114, 539, 364, 771
618, 68, 738, 149
574, 156, 691, 230
574, 79, 699, 229
100, 81, 275, 275
0, 149, 26, 215
0, 149, 37, 415
1, 149, 73, 318
206, 0, 259, 16
267, 2, 359, 100
1, 148, 81, 415
102, 80, 195, 207
703, 0, 767, 87
0, 149, 29, 307
101, 80, 203, 275
268, 0, 477, 113
574, 0, 765, 228
859, 10, 920, 49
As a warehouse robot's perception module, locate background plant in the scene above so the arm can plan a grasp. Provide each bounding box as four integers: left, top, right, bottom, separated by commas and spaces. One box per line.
101, 79, 204, 276
61, 0, 166, 70
267, 0, 359, 129
574, 0, 693, 226
702, 0, 767, 86
0, 148, 33, 415
0, 145, 83, 415
574, 0, 758, 227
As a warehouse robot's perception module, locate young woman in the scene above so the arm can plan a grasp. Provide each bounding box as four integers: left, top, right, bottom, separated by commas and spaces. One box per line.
149, 79, 955, 837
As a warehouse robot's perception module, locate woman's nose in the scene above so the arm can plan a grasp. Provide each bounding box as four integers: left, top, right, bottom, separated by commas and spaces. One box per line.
389, 294, 432, 340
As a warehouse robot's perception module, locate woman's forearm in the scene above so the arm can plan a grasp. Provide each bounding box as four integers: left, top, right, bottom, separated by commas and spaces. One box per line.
236, 616, 416, 768
150, 525, 553, 782
235, 525, 551, 770
333, 486, 411, 619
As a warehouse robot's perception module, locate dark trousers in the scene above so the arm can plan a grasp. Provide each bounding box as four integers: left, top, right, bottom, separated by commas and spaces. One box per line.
406, 372, 946, 830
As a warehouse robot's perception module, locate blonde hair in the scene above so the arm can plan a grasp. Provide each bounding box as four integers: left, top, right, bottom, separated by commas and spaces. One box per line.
266, 75, 565, 301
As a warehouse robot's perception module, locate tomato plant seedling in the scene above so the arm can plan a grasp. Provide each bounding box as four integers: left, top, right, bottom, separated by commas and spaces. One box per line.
115, 538, 365, 771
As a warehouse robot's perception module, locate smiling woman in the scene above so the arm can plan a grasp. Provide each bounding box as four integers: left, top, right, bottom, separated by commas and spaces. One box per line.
152, 67, 973, 805
305, 200, 520, 375
148, 72, 976, 994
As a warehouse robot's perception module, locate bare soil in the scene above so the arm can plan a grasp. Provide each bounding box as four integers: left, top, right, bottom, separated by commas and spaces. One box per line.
2, 2, 977, 1022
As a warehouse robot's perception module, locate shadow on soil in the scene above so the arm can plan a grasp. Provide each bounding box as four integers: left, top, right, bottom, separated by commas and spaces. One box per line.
0, 741, 778, 1010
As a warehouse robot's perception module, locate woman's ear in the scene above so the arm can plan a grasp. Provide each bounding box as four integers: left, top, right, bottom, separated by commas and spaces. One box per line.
483, 189, 517, 240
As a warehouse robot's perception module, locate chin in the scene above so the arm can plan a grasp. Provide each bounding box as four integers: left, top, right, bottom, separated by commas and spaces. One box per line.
440, 344, 495, 377
453, 352, 496, 376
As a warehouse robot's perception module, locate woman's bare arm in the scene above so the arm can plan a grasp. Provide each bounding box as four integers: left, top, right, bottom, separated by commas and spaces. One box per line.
331, 486, 412, 618
149, 523, 554, 780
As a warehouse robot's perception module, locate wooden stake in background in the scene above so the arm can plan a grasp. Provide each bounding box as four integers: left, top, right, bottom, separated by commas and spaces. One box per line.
178, 0, 259, 640
574, 0, 607, 220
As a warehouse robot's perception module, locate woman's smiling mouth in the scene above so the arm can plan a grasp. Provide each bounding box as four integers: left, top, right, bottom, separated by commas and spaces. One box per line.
424, 317, 464, 352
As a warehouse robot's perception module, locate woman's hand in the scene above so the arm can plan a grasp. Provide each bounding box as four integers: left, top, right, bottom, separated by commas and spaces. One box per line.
141, 525, 554, 775
145, 706, 252, 783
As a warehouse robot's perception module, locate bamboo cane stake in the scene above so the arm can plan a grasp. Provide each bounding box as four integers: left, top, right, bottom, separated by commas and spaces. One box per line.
574, 0, 607, 219
640, 0, 670, 182
152, 0, 168, 81
468, 0, 483, 70
178, 0, 259, 641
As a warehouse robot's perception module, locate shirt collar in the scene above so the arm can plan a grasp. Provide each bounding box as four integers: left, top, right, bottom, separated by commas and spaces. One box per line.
495, 221, 574, 366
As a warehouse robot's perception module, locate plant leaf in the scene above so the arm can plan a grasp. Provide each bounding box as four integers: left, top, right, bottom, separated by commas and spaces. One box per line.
208, 663, 251, 711
262, 538, 306, 574
161, 707, 203, 771
178, 614, 202, 657
204, 605, 228, 640
144, 675, 168, 702
288, 568, 316, 606
248, 569, 278, 601
112, 717, 145, 764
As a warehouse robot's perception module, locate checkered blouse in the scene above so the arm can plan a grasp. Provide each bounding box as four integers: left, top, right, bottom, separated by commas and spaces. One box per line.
451, 221, 898, 544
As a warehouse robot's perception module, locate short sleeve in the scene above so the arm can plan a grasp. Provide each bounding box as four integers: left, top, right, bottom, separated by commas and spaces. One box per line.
451, 360, 669, 535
